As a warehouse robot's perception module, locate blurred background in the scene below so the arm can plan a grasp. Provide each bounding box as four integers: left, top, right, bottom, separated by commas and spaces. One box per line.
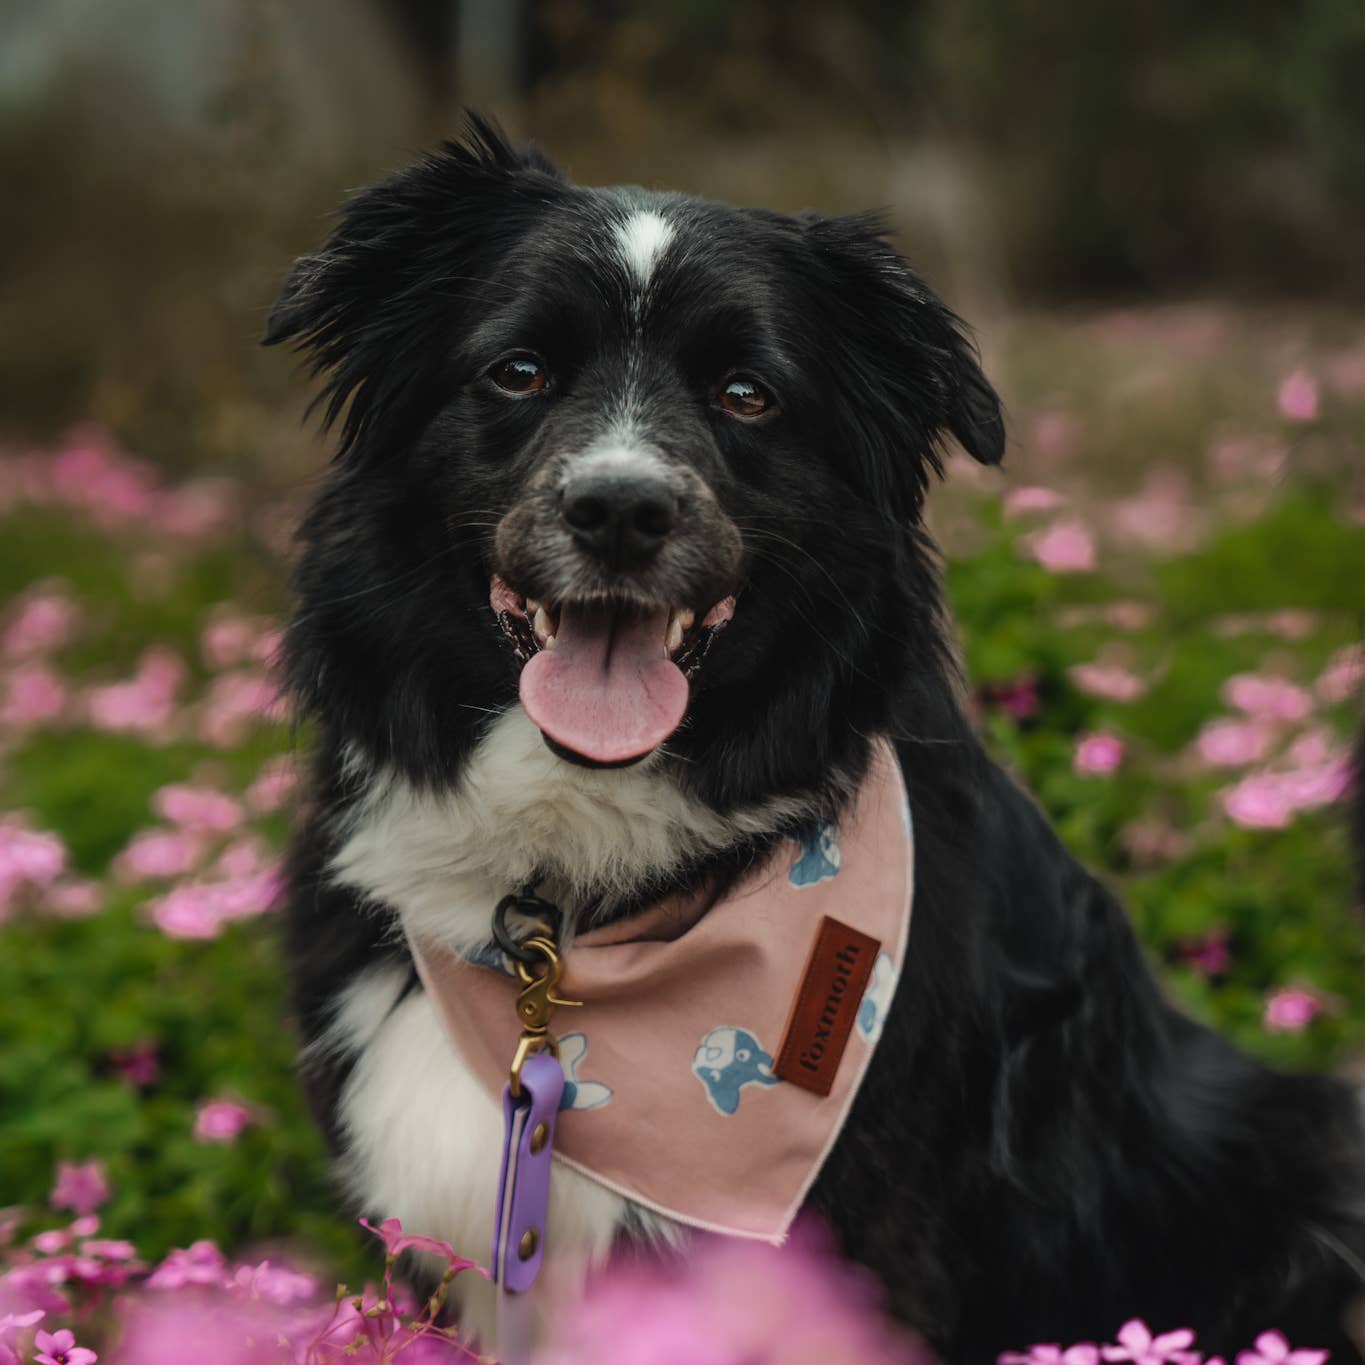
5, 0, 1365, 469
1, 1, 1364, 1355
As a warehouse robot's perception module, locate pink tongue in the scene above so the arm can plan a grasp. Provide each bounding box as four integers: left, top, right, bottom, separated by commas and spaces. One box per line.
520, 603, 688, 763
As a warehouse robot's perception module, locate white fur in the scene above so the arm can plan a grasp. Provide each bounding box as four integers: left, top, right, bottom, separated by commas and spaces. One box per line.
330, 705, 815, 955
614, 209, 673, 288
571, 442, 669, 484
325, 705, 810, 1343
328, 963, 643, 1348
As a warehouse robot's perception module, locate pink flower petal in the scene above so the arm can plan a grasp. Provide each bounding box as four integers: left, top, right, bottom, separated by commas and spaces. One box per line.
1277, 369, 1319, 422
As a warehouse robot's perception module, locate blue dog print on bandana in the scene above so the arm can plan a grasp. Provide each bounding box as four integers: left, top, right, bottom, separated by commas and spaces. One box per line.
692, 1026, 781, 1116
857, 952, 896, 1045
789, 822, 841, 887
557, 1032, 612, 1112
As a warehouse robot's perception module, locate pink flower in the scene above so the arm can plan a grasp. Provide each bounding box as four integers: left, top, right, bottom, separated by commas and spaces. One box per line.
1287, 728, 1336, 767
245, 757, 298, 814
33, 1327, 97, 1365
1104, 602, 1155, 631
1277, 369, 1319, 422
1221, 760, 1350, 829
108, 1041, 161, 1088
194, 1100, 254, 1144
359, 1217, 486, 1277
145, 1240, 229, 1290
0, 1310, 46, 1365
1316, 645, 1364, 704
1280, 757, 1351, 809
1074, 732, 1125, 776
43, 878, 102, 919
1221, 674, 1312, 724
114, 1293, 344, 1365
541, 1221, 927, 1365
1209, 436, 1283, 483
0, 1309, 45, 1335
1028, 521, 1096, 574
1193, 718, 1273, 768
0, 1309, 45, 1365
1236, 1329, 1327, 1365
1004, 486, 1066, 518
1178, 929, 1230, 977
1120, 822, 1190, 864
0, 664, 66, 728
0, 821, 67, 915
80, 1238, 137, 1260
229, 1260, 319, 1306
155, 480, 236, 540
1264, 988, 1325, 1033
980, 676, 1040, 721
84, 647, 184, 736
50, 435, 159, 526
1101, 1320, 1197, 1365
2, 591, 77, 660
1263, 610, 1318, 641
1032, 411, 1081, 461
32, 1229, 70, 1254
213, 839, 267, 880
1068, 663, 1146, 703
148, 886, 224, 940
49, 1161, 109, 1216
198, 671, 285, 747
152, 784, 243, 834
1111, 471, 1200, 553
1002, 1347, 1100, 1365
147, 865, 282, 940
200, 614, 260, 671
113, 827, 207, 882
1222, 774, 1294, 829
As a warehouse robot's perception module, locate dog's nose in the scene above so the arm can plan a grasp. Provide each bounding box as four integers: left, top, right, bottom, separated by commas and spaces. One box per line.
560, 469, 678, 569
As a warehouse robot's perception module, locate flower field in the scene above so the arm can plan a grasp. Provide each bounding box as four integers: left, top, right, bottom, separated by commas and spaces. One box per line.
1, 303, 1362, 1361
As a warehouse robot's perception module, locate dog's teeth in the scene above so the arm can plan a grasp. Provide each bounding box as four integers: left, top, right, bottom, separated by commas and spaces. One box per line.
533, 607, 553, 642
527, 598, 541, 615
545, 634, 556, 651
676, 609, 695, 633
665, 613, 686, 655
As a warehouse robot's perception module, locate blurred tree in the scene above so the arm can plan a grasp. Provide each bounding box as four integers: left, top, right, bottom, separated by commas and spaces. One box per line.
916, 0, 1365, 296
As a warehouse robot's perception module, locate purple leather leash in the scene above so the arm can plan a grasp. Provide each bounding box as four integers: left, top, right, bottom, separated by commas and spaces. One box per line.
490, 918, 580, 1365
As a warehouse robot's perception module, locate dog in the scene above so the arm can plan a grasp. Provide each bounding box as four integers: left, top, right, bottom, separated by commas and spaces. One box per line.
265, 116, 1365, 1360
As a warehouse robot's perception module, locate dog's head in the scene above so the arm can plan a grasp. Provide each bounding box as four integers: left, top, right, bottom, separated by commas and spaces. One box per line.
269, 117, 1002, 792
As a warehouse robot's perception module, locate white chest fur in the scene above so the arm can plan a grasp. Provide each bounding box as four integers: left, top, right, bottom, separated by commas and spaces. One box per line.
320, 707, 808, 1340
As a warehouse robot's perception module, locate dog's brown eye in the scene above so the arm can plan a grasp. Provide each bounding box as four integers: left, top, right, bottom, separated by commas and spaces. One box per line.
718, 375, 772, 419
491, 355, 547, 394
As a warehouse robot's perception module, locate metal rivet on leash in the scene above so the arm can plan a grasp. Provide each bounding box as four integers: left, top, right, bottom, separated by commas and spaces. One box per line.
518, 1227, 539, 1261
530, 1122, 549, 1154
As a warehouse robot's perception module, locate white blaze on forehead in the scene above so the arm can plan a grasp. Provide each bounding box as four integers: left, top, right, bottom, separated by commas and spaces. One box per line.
614, 210, 674, 288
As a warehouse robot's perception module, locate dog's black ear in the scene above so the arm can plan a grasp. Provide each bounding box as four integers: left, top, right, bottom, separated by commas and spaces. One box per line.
264, 113, 563, 455
801, 213, 1005, 501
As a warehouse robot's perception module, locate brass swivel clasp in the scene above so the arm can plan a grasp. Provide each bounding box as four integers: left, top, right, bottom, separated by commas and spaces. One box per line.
508, 931, 582, 1098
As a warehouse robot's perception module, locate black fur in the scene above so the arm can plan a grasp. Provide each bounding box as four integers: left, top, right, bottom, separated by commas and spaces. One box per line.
269, 116, 1365, 1359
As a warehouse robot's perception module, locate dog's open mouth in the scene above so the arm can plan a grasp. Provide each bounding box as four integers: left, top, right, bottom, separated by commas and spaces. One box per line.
490, 575, 735, 766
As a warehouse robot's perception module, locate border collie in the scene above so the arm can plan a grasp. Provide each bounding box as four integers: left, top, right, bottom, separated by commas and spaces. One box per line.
266, 117, 1365, 1359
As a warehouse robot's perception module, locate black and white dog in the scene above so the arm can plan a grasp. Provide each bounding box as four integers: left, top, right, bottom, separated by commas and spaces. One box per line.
266, 118, 1365, 1359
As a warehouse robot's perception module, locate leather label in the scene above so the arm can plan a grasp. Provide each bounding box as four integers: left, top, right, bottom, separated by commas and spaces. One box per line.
775, 915, 881, 1096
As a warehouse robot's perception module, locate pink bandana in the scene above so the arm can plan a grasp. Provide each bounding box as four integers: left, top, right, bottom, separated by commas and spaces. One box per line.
409, 738, 913, 1242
